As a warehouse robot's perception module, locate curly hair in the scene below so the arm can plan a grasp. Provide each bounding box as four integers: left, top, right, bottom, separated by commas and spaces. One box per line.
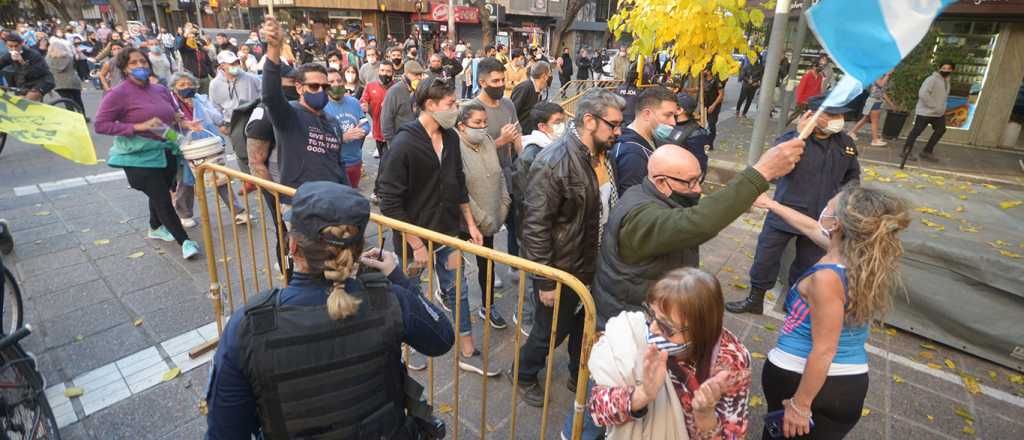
835, 186, 911, 326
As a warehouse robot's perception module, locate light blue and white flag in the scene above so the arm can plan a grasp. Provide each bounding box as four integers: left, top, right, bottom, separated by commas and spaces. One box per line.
807, 0, 957, 108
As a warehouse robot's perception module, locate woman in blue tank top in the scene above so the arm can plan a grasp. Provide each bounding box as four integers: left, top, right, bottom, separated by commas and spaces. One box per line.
753, 186, 909, 439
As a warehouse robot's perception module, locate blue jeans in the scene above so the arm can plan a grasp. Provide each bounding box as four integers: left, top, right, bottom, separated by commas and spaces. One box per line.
434, 245, 472, 336
562, 380, 605, 440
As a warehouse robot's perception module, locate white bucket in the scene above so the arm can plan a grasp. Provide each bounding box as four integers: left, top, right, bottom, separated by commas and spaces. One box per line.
180, 130, 224, 161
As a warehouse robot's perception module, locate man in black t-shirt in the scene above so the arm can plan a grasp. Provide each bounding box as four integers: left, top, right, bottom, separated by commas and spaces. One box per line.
701, 69, 726, 148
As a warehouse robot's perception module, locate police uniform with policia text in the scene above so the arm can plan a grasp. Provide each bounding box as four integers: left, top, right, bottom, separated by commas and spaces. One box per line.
205, 182, 454, 439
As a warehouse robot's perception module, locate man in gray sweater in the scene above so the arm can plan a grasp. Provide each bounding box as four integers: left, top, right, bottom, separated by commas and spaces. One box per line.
903, 62, 954, 163
380, 60, 426, 142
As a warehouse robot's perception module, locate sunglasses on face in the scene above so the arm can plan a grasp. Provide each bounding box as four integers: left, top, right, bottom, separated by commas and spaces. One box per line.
642, 303, 687, 338
302, 83, 330, 92
655, 174, 702, 191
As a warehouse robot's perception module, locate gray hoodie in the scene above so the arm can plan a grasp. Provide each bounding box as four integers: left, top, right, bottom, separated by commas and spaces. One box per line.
915, 71, 950, 118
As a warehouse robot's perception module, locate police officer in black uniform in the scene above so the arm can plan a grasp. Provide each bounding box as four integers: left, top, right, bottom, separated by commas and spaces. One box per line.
206, 181, 455, 439
727, 95, 861, 315
656, 93, 713, 179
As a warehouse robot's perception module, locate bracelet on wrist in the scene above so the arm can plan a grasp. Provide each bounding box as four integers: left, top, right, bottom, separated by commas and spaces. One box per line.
784, 398, 812, 419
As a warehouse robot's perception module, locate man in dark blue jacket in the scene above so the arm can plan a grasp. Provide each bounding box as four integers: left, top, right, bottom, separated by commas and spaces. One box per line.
610, 85, 678, 197
728, 95, 861, 315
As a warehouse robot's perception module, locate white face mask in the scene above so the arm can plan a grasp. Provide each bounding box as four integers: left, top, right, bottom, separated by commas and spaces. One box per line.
822, 117, 845, 135
549, 122, 566, 138
328, 62, 340, 70
345, 73, 357, 83
462, 126, 488, 145
818, 206, 838, 238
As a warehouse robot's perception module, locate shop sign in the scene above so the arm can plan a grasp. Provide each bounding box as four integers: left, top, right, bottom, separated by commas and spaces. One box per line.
429, 3, 481, 24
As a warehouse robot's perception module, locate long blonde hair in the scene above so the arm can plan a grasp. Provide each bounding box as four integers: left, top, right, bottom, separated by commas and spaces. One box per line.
292, 225, 363, 320
835, 186, 910, 326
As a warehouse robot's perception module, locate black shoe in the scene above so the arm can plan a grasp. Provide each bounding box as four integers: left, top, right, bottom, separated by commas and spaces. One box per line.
0, 219, 13, 255
478, 308, 508, 329
725, 288, 766, 315
504, 368, 545, 407
567, 377, 578, 393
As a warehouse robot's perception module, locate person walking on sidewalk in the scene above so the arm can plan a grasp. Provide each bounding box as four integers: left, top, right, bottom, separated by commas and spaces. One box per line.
736, 58, 764, 119
94, 47, 202, 260
903, 62, 954, 163
849, 73, 896, 147
754, 186, 909, 439
728, 96, 860, 315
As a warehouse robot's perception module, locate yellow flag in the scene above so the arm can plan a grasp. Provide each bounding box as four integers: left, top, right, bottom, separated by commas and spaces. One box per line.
0, 89, 97, 165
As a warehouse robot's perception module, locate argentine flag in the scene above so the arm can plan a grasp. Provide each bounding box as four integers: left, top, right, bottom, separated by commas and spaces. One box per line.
807, 0, 958, 107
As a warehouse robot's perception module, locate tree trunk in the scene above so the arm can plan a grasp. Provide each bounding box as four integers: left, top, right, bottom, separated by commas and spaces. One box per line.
108, 0, 130, 26
38, 0, 75, 22
469, 0, 493, 48
551, 0, 587, 56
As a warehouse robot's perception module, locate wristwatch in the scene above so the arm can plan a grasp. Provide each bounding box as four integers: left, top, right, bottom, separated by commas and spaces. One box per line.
629, 405, 648, 419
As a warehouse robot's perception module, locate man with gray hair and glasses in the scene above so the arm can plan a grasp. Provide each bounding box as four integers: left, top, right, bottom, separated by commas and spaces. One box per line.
505, 88, 625, 407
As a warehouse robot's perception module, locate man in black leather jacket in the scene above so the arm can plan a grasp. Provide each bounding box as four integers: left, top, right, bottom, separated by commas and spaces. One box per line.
506, 88, 625, 407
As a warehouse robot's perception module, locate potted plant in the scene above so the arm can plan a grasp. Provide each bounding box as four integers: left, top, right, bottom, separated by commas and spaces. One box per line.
884, 31, 939, 139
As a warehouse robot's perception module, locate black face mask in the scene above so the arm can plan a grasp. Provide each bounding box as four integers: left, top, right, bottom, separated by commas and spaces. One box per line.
483, 85, 504, 100
939, 70, 952, 78
391, 57, 403, 65
430, 66, 443, 74
283, 86, 300, 101
379, 74, 393, 86
669, 190, 700, 207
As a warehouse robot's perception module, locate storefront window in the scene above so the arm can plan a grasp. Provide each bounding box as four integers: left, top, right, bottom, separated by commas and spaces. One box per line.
934, 20, 998, 131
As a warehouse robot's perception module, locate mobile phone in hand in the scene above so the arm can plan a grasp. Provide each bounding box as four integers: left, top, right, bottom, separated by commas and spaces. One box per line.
764, 409, 814, 438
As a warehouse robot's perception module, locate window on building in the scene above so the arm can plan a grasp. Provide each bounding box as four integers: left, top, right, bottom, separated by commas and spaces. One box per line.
934, 20, 999, 131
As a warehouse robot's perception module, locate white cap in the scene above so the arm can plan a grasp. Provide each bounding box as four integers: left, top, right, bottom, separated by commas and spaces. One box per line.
216, 50, 239, 65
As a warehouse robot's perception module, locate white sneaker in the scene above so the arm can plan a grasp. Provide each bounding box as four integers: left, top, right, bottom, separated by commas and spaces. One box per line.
373, 149, 380, 158
234, 213, 254, 225
180, 217, 197, 228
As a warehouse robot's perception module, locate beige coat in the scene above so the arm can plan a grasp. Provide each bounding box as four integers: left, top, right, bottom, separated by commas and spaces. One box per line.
459, 134, 510, 236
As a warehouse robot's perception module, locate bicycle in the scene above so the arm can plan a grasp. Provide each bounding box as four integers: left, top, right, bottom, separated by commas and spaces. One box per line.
0, 231, 60, 439
0, 85, 85, 158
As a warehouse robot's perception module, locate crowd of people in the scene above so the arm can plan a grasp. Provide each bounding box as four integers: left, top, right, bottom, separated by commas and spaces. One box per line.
0, 15, 932, 440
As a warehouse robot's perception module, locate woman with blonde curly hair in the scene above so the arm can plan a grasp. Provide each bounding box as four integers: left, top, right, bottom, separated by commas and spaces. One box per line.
205, 181, 455, 439
753, 185, 910, 439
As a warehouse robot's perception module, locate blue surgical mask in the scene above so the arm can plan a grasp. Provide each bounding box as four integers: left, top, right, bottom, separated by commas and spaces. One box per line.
130, 67, 151, 82
303, 90, 328, 111
654, 123, 674, 141
646, 326, 689, 356
176, 88, 197, 98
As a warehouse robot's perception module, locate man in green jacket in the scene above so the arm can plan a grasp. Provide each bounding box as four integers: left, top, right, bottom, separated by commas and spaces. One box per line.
592, 139, 806, 328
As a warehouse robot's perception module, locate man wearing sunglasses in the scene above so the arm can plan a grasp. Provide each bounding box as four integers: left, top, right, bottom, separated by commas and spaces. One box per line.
593, 133, 808, 328
259, 17, 350, 203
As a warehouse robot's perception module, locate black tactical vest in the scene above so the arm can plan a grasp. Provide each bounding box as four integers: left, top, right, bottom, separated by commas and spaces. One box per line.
593, 179, 699, 329
237, 271, 406, 439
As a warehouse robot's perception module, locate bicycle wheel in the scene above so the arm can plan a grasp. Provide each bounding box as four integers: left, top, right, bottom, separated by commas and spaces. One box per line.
1, 267, 23, 336
45, 98, 83, 116
0, 343, 61, 439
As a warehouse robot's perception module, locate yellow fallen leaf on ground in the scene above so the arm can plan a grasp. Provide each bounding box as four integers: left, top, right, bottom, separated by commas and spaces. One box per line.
752, 335, 763, 342
199, 399, 208, 415
732, 282, 748, 289
133, 319, 143, 327
93, 239, 110, 246
998, 250, 1022, 259
1000, 200, 1023, 210
861, 408, 870, 417
959, 224, 978, 233
963, 425, 976, 435
989, 371, 999, 381
34, 211, 50, 216
961, 374, 981, 395
749, 395, 764, 407
916, 207, 953, 219
162, 367, 181, 382
927, 415, 934, 422
436, 403, 453, 414
927, 363, 944, 370
893, 374, 904, 384
982, 183, 999, 190
1009, 374, 1024, 385
894, 172, 910, 180
919, 351, 935, 360
63, 387, 84, 398
884, 327, 898, 337
945, 359, 956, 369
920, 343, 937, 350
920, 218, 945, 231
913, 184, 927, 189
877, 177, 892, 183
751, 352, 767, 360
127, 251, 145, 259
958, 194, 968, 200
764, 324, 777, 332
954, 406, 975, 422
722, 266, 734, 273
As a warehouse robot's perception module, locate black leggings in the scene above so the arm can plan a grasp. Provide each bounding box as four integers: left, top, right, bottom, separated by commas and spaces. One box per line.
122, 151, 189, 245
55, 89, 86, 116
761, 360, 869, 440
736, 85, 758, 116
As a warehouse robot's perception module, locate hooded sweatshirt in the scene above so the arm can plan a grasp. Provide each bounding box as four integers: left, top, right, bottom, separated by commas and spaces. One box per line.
609, 127, 655, 197
378, 119, 469, 237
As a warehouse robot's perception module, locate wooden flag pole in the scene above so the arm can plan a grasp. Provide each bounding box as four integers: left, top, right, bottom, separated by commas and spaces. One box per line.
798, 106, 826, 140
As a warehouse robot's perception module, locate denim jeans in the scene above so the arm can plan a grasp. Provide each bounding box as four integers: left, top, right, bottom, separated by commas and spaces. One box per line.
435, 245, 472, 336
561, 380, 605, 440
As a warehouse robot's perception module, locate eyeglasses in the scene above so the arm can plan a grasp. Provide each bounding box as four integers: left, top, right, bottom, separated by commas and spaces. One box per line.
589, 114, 623, 130
642, 303, 687, 338
655, 174, 702, 191
302, 83, 330, 92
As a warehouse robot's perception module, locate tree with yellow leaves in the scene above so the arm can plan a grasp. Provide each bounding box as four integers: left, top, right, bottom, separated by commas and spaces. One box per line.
609, 0, 768, 80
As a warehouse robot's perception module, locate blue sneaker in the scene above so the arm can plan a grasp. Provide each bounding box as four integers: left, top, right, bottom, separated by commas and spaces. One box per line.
147, 226, 175, 242
182, 240, 200, 260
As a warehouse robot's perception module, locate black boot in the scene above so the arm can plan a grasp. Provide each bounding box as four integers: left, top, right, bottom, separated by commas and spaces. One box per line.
726, 288, 766, 315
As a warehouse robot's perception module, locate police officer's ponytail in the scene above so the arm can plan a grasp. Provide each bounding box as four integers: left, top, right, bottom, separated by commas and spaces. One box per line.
320, 225, 363, 320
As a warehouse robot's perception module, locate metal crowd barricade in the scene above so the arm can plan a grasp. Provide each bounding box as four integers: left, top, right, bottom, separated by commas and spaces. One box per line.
191, 163, 599, 439
557, 79, 623, 100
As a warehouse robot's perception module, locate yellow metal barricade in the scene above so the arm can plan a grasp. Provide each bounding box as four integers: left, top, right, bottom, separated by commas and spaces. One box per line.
193, 163, 598, 439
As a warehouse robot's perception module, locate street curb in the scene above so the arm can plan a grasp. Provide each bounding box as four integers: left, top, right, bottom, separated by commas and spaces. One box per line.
705, 158, 1024, 190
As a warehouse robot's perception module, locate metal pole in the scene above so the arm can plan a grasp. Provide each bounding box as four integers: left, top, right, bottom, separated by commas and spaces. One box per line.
777, 4, 808, 133
151, 0, 162, 30
195, 0, 203, 29
267, 0, 274, 17
448, 0, 455, 43
747, 0, 792, 165
136, 0, 148, 25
